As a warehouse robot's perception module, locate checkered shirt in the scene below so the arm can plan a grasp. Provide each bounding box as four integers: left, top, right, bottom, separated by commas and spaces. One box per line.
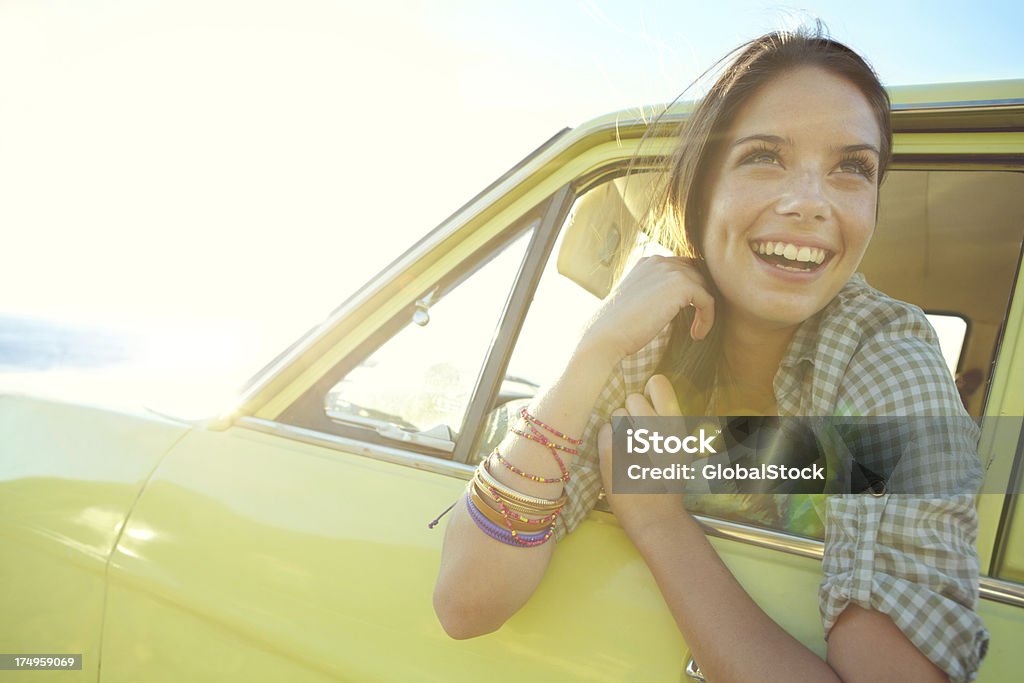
555, 273, 989, 683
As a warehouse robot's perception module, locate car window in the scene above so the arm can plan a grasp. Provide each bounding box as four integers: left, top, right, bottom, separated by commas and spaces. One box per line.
320, 228, 533, 453
926, 313, 968, 375
991, 411, 1024, 581
867, 169, 1024, 418
467, 175, 669, 463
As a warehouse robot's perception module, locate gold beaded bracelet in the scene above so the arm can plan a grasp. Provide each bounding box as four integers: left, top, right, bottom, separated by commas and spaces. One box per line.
470, 477, 562, 519
468, 482, 553, 531
475, 459, 567, 509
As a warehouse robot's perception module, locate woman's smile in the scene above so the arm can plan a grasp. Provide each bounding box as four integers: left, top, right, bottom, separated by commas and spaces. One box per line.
749, 240, 831, 271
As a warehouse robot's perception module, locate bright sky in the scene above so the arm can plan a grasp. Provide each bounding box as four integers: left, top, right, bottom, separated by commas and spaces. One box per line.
1, 0, 1020, 413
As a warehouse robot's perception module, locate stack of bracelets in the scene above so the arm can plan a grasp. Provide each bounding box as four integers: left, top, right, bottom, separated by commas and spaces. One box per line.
464, 408, 581, 547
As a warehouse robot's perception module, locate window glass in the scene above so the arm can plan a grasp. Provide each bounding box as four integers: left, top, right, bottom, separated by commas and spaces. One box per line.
470, 175, 667, 462
994, 425, 1024, 584
925, 313, 968, 375
865, 169, 1024, 418
504, 175, 668, 396
323, 229, 532, 449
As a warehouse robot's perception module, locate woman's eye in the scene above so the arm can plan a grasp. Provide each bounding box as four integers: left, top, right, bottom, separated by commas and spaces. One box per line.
743, 146, 782, 166
837, 155, 877, 180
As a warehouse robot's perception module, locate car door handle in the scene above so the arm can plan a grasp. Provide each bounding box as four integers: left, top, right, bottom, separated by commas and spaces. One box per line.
684, 654, 706, 682
376, 424, 455, 452
326, 410, 456, 453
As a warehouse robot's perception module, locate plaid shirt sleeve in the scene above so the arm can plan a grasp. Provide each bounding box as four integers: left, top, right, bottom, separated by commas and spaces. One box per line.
819, 297, 988, 683
554, 325, 671, 540
821, 494, 987, 682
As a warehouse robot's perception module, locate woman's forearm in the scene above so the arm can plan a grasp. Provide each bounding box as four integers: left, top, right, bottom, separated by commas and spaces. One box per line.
630, 512, 843, 683
433, 342, 619, 639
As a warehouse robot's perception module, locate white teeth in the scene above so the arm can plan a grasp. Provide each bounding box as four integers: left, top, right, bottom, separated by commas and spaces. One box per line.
750, 241, 831, 266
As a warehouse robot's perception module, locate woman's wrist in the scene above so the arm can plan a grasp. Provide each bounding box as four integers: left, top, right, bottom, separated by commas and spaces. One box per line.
572, 335, 624, 374
627, 507, 697, 557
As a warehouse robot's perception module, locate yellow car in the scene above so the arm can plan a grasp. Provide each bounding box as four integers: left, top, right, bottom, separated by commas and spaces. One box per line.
2, 79, 1024, 681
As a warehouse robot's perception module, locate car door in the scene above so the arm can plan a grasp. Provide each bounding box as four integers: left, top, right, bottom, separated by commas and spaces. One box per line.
95, 180, 693, 683
99, 81, 1024, 681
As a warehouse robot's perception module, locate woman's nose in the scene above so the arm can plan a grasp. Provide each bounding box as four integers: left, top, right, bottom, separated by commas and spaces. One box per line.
774, 171, 830, 222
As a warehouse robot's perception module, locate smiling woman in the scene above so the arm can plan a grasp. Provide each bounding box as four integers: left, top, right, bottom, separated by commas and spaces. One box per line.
434, 25, 987, 683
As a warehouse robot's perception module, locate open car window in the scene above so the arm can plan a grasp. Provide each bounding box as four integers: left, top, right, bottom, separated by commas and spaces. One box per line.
317, 229, 534, 454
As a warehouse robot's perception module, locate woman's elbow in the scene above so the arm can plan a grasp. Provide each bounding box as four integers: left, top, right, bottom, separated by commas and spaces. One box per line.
433, 585, 507, 640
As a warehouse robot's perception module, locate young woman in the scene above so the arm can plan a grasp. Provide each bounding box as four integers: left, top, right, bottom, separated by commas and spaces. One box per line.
433, 26, 987, 683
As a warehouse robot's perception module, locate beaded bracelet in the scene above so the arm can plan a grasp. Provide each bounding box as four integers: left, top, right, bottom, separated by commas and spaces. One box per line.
511, 409, 580, 484
464, 492, 556, 547
471, 478, 560, 525
475, 460, 567, 509
468, 483, 550, 531
473, 460, 564, 535
491, 447, 567, 484
512, 421, 580, 455
471, 473, 563, 519
520, 407, 582, 445
465, 493, 551, 543
471, 476, 555, 521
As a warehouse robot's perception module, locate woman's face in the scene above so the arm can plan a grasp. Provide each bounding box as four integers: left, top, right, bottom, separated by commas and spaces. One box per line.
700, 65, 882, 333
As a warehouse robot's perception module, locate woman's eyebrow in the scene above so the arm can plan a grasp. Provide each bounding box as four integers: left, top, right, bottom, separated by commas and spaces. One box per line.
732, 134, 790, 147
831, 143, 880, 156
731, 135, 880, 156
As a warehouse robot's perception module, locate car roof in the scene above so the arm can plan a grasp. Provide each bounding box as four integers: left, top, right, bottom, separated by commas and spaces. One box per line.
572, 78, 1024, 136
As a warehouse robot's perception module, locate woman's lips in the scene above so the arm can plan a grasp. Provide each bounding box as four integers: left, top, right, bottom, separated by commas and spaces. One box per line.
749, 240, 834, 273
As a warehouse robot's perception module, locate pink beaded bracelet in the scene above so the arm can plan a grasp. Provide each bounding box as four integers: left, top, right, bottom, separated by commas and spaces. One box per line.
511, 422, 579, 455
464, 492, 555, 547
491, 447, 568, 484
508, 410, 578, 484
520, 407, 582, 445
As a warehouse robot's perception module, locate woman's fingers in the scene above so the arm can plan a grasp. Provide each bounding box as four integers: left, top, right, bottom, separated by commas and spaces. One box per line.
624, 392, 655, 417
597, 421, 614, 488
645, 374, 683, 416
619, 377, 683, 418
656, 257, 715, 341
598, 421, 613, 458
579, 256, 716, 362
686, 284, 716, 341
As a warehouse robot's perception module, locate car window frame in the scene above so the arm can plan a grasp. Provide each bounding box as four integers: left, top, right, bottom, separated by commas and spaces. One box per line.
273, 186, 573, 460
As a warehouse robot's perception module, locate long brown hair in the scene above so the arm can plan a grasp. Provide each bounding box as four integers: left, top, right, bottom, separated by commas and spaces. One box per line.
631, 24, 894, 411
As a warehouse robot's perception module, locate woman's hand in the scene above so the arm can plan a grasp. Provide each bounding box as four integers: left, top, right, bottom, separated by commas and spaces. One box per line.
578, 256, 715, 367
598, 374, 689, 542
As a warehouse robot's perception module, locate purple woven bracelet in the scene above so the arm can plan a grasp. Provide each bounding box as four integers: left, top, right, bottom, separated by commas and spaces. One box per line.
463, 493, 552, 547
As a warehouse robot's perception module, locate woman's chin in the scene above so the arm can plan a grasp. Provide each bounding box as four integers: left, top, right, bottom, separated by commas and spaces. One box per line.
727, 293, 834, 331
